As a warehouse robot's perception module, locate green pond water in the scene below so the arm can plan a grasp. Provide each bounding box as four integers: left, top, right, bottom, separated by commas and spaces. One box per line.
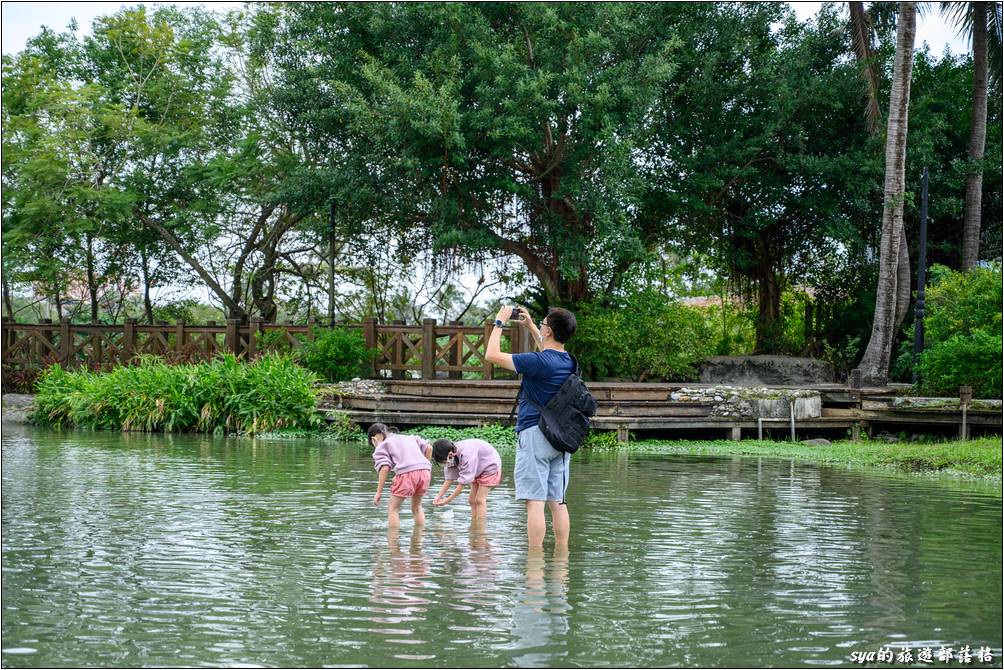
1, 425, 1001, 668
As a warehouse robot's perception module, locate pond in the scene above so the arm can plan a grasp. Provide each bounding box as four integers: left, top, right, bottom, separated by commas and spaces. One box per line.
2, 425, 1001, 668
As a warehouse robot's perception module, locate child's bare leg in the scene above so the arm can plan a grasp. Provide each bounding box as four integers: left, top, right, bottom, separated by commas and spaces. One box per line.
410, 495, 425, 526
472, 484, 490, 521
467, 482, 480, 516
388, 495, 405, 528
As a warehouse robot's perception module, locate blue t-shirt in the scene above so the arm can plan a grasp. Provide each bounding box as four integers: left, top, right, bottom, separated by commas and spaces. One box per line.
512, 349, 575, 433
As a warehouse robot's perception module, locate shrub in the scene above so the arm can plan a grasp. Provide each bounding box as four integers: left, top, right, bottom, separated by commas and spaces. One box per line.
31, 353, 321, 434
912, 264, 1002, 398
298, 327, 374, 383
917, 331, 1002, 399
568, 290, 716, 381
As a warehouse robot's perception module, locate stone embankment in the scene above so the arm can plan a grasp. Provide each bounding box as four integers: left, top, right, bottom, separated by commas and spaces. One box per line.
2, 394, 34, 424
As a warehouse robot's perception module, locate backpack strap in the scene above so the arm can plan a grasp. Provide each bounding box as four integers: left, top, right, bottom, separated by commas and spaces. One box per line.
508, 379, 522, 426
508, 352, 578, 425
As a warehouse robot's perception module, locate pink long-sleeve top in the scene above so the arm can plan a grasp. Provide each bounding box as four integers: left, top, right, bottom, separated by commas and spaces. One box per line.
372, 434, 432, 475
443, 438, 502, 485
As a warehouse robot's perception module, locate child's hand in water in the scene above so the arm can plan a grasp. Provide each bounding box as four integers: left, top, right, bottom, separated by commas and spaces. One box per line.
433, 496, 447, 506
373, 492, 381, 506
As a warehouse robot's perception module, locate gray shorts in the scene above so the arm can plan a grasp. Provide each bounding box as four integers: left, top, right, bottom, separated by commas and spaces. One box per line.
514, 425, 569, 502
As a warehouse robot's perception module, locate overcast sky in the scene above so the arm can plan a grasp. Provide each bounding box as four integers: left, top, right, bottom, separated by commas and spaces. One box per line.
2, 1, 970, 57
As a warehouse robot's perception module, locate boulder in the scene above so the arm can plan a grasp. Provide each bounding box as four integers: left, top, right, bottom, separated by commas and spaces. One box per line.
699, 355, 836, 385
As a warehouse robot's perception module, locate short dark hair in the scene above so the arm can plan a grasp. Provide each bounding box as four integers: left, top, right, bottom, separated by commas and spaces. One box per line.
367, 423, 389, 440
431, 438, 455, 464
545, 307, 576, 343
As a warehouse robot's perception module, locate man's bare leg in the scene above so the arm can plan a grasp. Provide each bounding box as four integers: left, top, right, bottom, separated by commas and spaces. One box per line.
547, 500, 569, 545
526, 500, 547, 548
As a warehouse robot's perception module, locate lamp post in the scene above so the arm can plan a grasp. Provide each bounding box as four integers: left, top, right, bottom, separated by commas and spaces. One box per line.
328, 200, 336, 329
912, 167, 929, 385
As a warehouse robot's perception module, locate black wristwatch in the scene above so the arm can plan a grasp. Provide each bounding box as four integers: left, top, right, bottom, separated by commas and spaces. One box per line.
494, 319, 504, 328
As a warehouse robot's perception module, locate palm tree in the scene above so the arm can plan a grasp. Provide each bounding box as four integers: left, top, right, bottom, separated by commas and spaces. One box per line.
857, 1, 917, 387
942, 2, 1004, 270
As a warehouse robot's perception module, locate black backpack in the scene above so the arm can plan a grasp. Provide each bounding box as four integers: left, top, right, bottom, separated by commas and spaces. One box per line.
516, 354, 598, 454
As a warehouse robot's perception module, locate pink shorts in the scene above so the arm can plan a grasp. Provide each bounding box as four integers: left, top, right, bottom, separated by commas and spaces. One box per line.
390, 469, 431, 498
474, 468, 502, 487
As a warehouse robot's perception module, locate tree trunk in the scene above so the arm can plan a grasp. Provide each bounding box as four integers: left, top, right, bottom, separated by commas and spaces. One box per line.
961, 1, 988, 271
753, 251, 781, 354
140, 244, 154, 324
85, 231, 99, 323
137, 210, 248, 320
2, 271, 13, 319
857, 2, 917, 386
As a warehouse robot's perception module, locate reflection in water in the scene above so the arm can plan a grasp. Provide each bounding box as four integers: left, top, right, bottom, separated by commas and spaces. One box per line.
366, 527, 435, 661
509, 546, 571, 667
1, 426, 1000, 668
370, 527, 431, 616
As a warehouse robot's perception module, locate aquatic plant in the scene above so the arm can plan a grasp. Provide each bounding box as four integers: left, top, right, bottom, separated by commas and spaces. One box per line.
31, 354, 321, 434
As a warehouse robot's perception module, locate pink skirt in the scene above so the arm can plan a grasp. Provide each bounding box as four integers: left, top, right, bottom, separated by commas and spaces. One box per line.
475, 468, 502, 487
390, 469, 431, 498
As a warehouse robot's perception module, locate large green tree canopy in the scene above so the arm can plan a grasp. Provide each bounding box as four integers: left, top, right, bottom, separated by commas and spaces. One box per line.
258, 2, 679, 304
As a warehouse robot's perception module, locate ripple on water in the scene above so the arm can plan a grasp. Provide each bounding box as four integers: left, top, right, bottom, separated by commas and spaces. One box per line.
2, 427, 1001, 668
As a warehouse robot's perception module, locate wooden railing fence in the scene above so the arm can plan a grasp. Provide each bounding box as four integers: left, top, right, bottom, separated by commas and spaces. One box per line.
1, 316, 531, 381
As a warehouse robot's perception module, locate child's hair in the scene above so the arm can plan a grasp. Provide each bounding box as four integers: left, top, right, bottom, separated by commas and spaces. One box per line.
431, 438, 455, 464
367, 423, 390, 440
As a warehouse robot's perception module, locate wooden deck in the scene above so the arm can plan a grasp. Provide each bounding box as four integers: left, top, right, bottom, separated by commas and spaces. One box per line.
318, 380, 1002, 441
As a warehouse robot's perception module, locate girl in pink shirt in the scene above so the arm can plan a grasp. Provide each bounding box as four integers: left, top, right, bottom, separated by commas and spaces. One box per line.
369, 423, 433, 528
431, 438, 503, 521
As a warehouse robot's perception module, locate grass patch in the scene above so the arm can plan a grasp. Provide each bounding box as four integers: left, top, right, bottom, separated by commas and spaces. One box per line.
404, 424, 518, 450
32, 354, 321, 435
627, 437, 1002, 478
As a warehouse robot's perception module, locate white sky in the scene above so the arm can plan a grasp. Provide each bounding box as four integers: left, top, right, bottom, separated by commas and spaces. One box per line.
2, 1, 970, 57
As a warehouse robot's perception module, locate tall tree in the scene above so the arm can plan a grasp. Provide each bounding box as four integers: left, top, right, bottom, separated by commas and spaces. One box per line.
858, 2, 917, 385
942, 2, 1004, 269
651, 4, 882, 352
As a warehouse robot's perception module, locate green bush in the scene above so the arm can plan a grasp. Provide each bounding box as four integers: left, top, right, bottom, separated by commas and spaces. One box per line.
917, 331, 1002, 399
914, 264, 1002, 398
568, 290, 716, 381
31, 353, 321, 434
297, 327, 374, 383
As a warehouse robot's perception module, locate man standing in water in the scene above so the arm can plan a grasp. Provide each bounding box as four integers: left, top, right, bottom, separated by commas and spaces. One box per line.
485, 304, 577, 548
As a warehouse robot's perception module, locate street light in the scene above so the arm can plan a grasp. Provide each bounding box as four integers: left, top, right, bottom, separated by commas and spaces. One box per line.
912, 167, 929, 385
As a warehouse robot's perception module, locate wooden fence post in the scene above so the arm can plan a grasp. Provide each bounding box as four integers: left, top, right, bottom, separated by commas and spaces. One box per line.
421, 318, 436, 379
122, 318, 136, 364
59, 317, 71, 367
34, 318, 52, 363
1, 316, 12, 359
363, 317, 378, 377
508, 323, 519, 357
175, 321, 186, 360
205, 320, 217, 357
226, 318, 241, 356
248, 318, 262, 359
306, 316, 317, 340
448, 320, 462, 379
391, 320, 405, 380
483, 319, 494, 380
